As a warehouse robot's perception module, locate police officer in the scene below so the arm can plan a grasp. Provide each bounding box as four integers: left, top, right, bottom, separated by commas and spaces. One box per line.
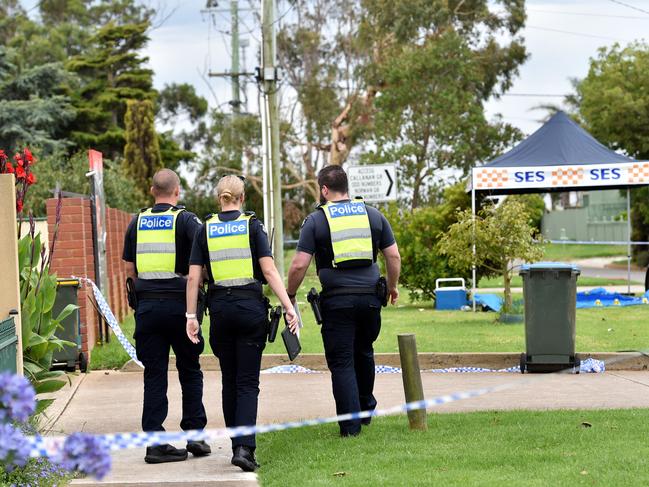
122, 169, 210, 464
185, 175, 298, 472
287, 165, 401, 437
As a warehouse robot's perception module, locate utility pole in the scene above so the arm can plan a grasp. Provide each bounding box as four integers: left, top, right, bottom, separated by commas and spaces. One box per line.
261, 0, 284, 277
230, 0, 241, 113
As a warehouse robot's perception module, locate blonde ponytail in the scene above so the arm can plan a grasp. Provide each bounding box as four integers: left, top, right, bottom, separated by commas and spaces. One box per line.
216, 175, 244, 208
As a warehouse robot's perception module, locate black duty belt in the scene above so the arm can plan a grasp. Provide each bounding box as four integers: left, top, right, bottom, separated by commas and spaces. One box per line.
321, 287, 377, 298
137, 291, 185, 301
209, 287, 263, 300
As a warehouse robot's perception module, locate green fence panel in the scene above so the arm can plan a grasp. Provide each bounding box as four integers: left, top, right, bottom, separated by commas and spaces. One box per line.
0, 317, 17, 373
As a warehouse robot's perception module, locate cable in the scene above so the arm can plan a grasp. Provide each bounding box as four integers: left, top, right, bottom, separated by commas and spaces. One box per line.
529, 7, 649, 20
502, 93, 568, 98
608, 0, 649, 16
527, 25, 630, 42
272, 0, 295, 27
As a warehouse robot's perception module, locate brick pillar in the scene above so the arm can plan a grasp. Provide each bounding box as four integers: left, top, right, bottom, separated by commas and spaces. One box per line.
47, 197, 97, 358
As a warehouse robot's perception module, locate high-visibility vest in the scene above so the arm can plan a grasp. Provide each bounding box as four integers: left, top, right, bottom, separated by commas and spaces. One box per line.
205, 213, 257, 287
135, 207, 183, 280
321, 199, 373, 268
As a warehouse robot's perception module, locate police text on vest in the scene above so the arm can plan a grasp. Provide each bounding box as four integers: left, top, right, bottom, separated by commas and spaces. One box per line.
139, 215, 174, 230
328, 202, 366, 218
208, 221, 248, 238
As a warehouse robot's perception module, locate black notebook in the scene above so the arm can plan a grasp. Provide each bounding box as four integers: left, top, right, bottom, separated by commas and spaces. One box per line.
281, 326, 301, 361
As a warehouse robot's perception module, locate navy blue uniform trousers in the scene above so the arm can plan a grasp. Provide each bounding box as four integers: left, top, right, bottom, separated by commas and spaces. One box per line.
209, 296, 267, 450
321, 294, 382, 436
134, 298, 207, 432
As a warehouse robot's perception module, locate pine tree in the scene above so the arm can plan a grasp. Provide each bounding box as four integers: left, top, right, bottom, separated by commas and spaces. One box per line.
67, 21, 155, 158
123, 99, 162, 196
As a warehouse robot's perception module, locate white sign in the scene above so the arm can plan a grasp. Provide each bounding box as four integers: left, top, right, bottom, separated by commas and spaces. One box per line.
472, 162, 649, 191
347, 164, 397, 202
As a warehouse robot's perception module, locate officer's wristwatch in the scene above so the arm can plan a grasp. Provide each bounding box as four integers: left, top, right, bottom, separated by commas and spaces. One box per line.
185, 313, 197, 319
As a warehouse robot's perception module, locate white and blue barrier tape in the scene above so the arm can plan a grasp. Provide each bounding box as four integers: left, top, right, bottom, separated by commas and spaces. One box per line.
76, 277, 143, 368
27, 381, 515, 458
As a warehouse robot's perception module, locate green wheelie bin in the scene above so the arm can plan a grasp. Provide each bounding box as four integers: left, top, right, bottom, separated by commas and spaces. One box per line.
519, 262, 581, 373
52, 279, 87, 372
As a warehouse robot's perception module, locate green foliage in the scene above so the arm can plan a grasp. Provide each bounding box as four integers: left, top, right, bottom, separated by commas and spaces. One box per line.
17, 227, 76, 413
360, 0, 527, 208
508, 194, 546, 232
574, 42, 649, 264
123, 99, 162, 196
439, 199, 544, 311
384, 182, 471, 301
24, 151, 146, 216
0, 458, 70, 487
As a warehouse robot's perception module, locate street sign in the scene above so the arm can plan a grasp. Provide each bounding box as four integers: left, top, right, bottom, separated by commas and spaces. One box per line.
347, 164, 397, 202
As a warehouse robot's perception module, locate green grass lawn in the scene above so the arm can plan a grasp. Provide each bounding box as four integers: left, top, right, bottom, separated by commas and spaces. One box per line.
89, 299, 649, 369
542, 243, 627, 261
256, 409, 649, 486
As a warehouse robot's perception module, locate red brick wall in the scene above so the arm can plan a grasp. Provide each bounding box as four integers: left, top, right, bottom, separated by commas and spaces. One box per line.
47, 198, 133, 357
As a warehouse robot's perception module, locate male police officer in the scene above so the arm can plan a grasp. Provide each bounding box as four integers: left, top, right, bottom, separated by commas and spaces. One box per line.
123, 169, 210, 463
287, 165, 401, 437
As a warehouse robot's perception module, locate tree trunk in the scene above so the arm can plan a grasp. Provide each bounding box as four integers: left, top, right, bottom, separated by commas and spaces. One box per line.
503, 263, 512, 313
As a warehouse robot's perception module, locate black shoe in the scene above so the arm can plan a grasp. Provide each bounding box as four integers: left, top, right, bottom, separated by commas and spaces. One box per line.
144, 444, 188, 464
187, 440, 211, 457
361, 417, 372, 426
231, 445, 259, 472
340, 430, 361, 438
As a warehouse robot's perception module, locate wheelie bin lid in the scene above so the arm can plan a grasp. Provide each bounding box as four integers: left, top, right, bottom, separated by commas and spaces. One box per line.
519, 262, 580, 274
56, 278, 80, 287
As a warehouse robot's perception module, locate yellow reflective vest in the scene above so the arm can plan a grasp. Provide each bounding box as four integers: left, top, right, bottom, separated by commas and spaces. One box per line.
321, 199, 373, 268
135, 207, 183, 280
205, 213, 257, 287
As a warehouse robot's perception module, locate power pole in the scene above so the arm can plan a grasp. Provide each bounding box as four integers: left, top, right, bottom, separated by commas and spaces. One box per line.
261, 0, 284, 278
230, 0, 241, 114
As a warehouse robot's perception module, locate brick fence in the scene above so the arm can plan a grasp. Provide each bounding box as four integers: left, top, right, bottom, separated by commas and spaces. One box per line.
46, 198, 132, 358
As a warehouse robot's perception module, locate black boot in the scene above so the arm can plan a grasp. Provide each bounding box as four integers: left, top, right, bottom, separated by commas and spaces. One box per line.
144, 444, 188, 464
187, 440, 212, 457
231, 445, 259, 472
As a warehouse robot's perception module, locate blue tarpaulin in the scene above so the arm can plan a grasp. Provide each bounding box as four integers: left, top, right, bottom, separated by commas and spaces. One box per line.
474, 288, 649, 312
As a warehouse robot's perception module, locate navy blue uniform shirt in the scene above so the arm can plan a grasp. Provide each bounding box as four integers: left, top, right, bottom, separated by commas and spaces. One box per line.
122, 203, 202, 292
297, 200, 396, 289
190, 210, 272, 292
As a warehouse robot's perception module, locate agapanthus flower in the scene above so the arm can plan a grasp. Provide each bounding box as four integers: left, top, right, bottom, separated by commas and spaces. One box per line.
0, 373, 36, 423
0, 423, 31, 471
57, 433, 111, 480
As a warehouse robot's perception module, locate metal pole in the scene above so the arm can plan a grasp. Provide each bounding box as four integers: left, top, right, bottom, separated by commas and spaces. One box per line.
397, 334, 427, 431
627, 188, 632, 294
471, 170, 477, 312
259, 89, 270, 229
230, 0, 240, 114
262, 0, 284, 277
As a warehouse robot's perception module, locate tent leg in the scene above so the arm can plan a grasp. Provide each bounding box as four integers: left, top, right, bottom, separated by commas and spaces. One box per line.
472, 178, 476, 312
627, 188, 632, 295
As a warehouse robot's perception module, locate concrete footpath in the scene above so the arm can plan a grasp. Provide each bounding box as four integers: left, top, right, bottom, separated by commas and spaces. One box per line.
48, 369, 649, 486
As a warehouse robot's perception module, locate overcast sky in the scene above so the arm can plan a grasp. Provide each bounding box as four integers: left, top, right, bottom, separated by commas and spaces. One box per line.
140, 0, 649, 138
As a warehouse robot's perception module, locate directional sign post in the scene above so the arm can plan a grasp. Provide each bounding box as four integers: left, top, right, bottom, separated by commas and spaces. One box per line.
347, 164, 397, 203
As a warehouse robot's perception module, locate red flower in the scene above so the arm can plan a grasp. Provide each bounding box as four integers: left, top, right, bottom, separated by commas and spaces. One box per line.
16, 200, 23, 213
5, 162, 14, 174
24, 148, 33, 163
26, 172, 36, 185
15, 165, 26, 179
14, 154, 23, 167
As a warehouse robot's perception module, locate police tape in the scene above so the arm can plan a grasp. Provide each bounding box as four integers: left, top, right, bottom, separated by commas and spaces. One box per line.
74, 277, 143, 368
27, 381, 516, 458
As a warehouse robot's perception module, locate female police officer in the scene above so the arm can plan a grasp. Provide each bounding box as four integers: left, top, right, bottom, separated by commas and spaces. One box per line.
185, 175, 298, 472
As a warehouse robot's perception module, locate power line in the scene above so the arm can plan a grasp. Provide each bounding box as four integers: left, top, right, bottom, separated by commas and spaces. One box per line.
529, 7, 649, 20
527, 25, 629, 42
608, 0, 649, 16
502, 93, 568, 98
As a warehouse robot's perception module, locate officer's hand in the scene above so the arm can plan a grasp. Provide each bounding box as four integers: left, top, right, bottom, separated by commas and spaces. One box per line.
389, 287, 399, 305
285, 308, 299, 334
186, 318, 200, 344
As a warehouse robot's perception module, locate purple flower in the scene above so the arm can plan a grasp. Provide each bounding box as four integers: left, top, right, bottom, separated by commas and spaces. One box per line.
0, 373, 36, 423
56, 433, 111, 480
0, 423, 31, 471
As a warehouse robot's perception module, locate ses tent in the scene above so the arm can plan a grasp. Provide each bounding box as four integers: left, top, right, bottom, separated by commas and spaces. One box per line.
470, 111, 649, 304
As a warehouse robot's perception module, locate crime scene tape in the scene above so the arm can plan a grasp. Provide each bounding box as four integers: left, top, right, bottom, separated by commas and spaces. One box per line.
74, 277, 143, 368
27, 381, 516, 458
